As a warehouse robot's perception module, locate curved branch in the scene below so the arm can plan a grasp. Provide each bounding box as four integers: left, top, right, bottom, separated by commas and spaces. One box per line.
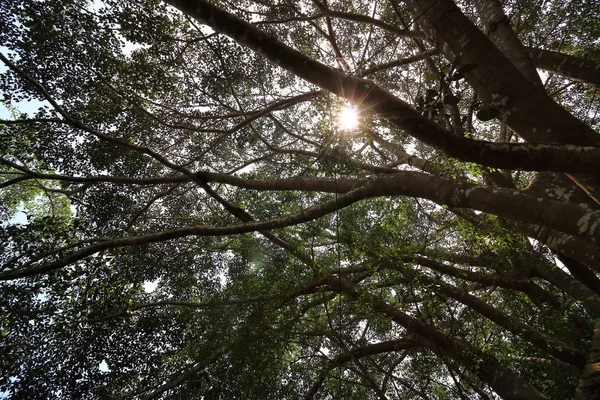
401, 254, 561, 309
4, 171, 600, 280
307, 337, 421, 399
319, 8, 425, 38
389, 263, 586, 368
514, 223, 600, 272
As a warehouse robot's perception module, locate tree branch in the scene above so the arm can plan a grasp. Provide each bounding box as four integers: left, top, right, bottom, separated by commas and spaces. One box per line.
4, 171, 600, 280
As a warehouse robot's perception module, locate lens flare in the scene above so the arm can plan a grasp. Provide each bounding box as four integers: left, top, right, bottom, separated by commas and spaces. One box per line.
338, 105, 359, 130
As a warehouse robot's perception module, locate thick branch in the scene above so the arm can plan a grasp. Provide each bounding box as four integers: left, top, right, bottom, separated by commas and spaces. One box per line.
400, 0, 599, 146
474, 0, 543, 89
3, 171, 600, 280
527, 47, 600, 86
576, 321, 600, 399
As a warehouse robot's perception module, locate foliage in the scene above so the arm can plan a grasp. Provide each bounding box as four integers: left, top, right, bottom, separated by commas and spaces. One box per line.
1, 0, 600, 399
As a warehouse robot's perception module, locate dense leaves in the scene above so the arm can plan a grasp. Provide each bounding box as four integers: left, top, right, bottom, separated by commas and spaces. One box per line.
1, 0, 600, 399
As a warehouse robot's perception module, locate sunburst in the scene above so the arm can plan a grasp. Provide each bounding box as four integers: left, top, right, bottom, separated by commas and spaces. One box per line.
338, 105, 359, 130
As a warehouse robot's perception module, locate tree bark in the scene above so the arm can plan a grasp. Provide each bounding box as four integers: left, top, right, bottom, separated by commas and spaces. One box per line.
527, 47, 600, 86
474, 0, 544, 89
576, 320, 600, 399
514, 223, 600, 272
400, 0, 598, 146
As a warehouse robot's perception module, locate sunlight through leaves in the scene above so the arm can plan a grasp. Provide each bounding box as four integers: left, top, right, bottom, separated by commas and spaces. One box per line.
337, 105, 359, 130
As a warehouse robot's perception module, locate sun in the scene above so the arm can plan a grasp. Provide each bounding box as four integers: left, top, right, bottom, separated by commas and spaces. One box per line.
338, 105, 359, 130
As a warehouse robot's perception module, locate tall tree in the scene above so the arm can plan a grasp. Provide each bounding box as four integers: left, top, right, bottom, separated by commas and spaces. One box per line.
1, 0, 599, 398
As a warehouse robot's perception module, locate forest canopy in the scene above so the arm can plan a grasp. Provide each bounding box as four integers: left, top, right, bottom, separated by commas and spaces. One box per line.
1, 0, 600, 398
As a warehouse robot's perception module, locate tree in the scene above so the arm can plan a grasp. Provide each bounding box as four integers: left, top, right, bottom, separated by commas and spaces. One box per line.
1, 0, 599, 398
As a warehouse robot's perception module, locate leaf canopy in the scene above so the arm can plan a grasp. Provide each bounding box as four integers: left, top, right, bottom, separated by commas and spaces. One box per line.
1, 0, 600, 399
